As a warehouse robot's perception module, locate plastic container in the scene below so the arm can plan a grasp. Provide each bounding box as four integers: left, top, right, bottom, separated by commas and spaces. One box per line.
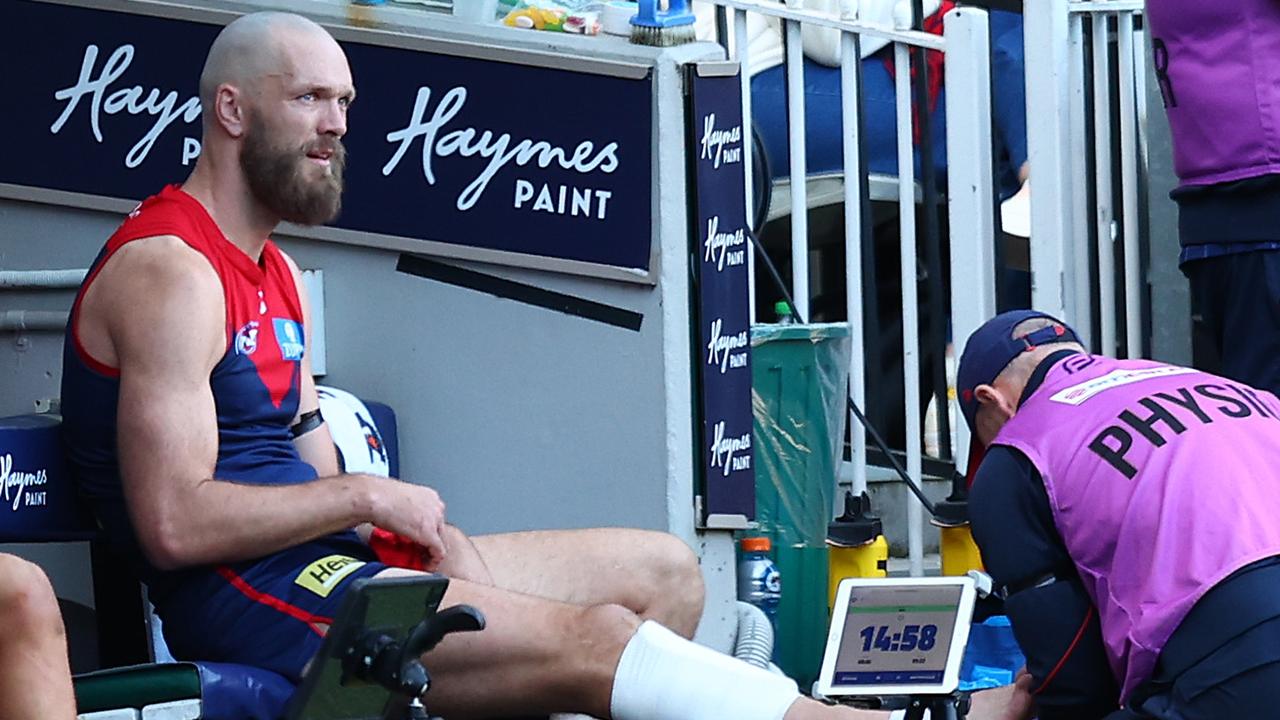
751, 321, 851, 687
600, 1, 636, 36
960, 615, 1026, 690
737, 537, 782, 635
453, 0, 500, 22
932, 473, 984, 577
940, 526, 983, 576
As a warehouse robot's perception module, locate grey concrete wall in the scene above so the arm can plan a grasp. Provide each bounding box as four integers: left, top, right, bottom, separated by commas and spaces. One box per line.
0, 201, 107, 418
275, 236, 676, 535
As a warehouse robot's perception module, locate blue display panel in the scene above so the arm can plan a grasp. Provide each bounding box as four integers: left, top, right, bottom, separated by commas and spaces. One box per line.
687, 66, 754, 522
0, 415, 93, 542
2, 0, 654, 275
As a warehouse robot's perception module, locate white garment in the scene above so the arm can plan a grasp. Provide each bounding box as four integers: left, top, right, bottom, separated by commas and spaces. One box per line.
693, 0, 944, 76
609, 621, 800, 720
316, 385, 391, 477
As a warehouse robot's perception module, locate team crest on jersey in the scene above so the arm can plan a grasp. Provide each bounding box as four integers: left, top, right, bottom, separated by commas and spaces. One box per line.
234, 321, 260, 355
273, 319, 305, 362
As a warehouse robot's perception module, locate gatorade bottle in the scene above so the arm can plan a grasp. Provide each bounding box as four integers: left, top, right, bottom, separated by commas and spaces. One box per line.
738, 537, 782, 632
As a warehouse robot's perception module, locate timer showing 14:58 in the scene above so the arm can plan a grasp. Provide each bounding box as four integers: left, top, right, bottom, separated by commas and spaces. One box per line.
859, 623, 939, 653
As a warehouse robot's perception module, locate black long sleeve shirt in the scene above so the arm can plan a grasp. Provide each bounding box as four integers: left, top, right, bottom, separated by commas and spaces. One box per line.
967, 350, 1122, 719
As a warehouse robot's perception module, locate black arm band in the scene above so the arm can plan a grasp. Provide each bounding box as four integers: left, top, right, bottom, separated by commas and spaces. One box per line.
290, 409, 324, 438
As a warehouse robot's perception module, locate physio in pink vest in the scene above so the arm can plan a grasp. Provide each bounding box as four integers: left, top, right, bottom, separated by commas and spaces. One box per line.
1147, 0, 1280, 397
956, 309, 1280, 720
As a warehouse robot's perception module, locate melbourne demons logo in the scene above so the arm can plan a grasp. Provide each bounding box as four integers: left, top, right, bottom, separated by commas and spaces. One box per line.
234, 321, 260, 355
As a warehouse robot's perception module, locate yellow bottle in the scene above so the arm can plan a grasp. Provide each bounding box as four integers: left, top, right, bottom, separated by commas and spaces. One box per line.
939, 525, 983, 576
827, 492, 888, 609
933, 472, 984, 577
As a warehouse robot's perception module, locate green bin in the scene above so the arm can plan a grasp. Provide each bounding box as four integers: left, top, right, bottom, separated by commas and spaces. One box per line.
750, 322, 851, 689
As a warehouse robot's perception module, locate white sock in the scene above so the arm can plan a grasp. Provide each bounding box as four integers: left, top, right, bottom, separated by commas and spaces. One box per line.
610, 621, 800, 720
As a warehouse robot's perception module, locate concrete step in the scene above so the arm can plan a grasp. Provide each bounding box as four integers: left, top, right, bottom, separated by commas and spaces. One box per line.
886, 554, 942, 577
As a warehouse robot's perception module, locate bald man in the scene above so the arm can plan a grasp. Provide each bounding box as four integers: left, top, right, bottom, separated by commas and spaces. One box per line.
60, 12, 1021, 720
0, 554, 76, 719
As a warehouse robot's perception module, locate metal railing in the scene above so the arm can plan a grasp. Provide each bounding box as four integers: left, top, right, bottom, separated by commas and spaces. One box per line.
703, 0, 997, 576
1025, 0, 1148, 357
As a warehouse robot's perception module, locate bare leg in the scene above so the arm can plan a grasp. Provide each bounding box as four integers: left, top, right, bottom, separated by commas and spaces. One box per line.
469, 528, 705, 637
378, 567, 633, 718
379, 567, 895, 720
434, 524, 494, 585
0, 555, 76, 720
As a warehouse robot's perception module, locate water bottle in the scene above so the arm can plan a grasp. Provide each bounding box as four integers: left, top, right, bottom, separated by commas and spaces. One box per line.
738, 537, 782, 631
774, 300, 796, 325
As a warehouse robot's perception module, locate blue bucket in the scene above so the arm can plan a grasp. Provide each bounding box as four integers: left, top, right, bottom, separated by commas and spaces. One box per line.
960, 615, 1026, 690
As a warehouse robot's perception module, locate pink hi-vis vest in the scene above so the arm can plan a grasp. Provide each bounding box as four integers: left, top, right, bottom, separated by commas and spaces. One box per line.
991, 354, 1280, 701
1145, 0, 1280, 187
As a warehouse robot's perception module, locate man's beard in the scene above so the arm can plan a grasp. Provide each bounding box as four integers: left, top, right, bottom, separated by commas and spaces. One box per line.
240, 117, 347, 226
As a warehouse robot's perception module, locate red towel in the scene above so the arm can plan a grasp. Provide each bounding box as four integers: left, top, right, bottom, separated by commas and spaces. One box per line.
884, 1, 956, 145
368, 527, 430, 571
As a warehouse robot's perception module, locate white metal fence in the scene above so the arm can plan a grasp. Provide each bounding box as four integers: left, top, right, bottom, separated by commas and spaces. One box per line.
1024, 0, 1148, 358
702, 0, 997, 576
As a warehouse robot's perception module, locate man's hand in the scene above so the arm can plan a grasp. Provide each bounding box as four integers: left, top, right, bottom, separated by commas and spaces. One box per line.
967, 673, 1035, 720
369, 477, 449, 570
1003, 668, 1036, 720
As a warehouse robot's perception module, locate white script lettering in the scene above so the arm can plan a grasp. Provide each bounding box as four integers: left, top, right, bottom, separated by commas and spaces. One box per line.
699, 113, 742, 169
703, 215, 747, 271
0, 454, 49, 513
709, 421, 752, 477
706, 318, 749, 374
50, 44, 203, 168
383, 86, 620, 211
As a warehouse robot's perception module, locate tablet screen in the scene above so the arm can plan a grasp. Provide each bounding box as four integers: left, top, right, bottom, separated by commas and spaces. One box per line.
832, 584, 962, 685
818, 577, 974, 697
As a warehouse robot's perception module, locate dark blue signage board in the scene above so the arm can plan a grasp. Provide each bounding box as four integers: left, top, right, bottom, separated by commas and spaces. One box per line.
1, 0, 654, 276
687, 66, 754, 524
0, 415, 93, 543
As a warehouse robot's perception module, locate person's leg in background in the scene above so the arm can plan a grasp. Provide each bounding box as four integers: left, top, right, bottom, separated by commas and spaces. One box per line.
990, 9, 1029, 199
747, 54, 950, 183
1184, 256, 1228, 378
985, 9, 1033, 308
0, 554, 76, 720
1183, 250, 1280, 397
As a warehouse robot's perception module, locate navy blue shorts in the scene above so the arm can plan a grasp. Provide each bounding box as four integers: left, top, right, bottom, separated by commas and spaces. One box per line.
157, 534, 387, 680
1184, 249, 1280, 397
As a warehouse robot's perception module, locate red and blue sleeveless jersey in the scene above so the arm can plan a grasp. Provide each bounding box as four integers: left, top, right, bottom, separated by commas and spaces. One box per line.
61, 185, 319, 598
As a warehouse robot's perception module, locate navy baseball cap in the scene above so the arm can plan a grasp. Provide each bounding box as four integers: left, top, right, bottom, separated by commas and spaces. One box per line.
956, 309, 1081, 435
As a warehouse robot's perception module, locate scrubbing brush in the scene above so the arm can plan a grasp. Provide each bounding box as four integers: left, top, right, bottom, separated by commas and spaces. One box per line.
630, 0, 697, 47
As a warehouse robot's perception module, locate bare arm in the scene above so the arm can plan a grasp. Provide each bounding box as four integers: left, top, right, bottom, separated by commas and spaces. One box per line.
100, 238, 444, 570
282, 252, 341, 478
281, 252, 374, 545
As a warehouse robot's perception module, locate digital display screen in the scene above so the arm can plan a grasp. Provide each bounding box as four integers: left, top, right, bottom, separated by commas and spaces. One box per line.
830, 584, 962, 686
